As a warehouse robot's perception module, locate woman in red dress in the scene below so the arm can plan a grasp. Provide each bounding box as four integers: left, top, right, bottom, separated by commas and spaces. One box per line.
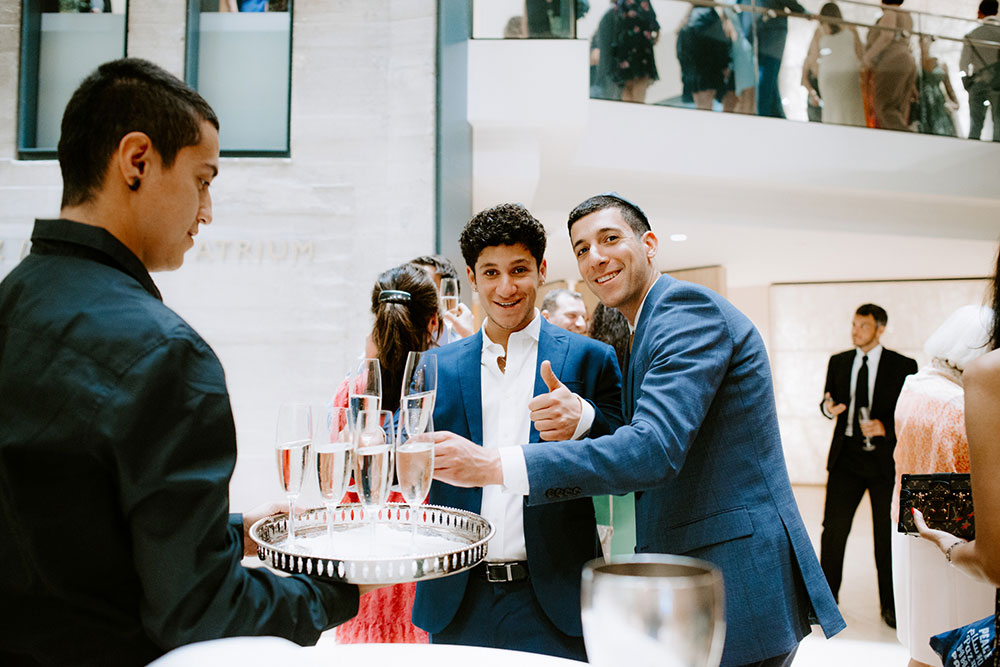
335, 262, 440, 644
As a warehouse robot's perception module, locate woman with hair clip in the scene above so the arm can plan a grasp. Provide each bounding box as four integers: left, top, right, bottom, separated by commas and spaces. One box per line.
915, 247, 1000, 590
334, 262, 439, 644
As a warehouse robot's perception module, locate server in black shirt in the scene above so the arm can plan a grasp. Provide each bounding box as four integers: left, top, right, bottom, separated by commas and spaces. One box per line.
0, 58, 359, 665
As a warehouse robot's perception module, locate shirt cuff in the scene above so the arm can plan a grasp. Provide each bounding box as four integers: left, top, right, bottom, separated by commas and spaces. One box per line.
499, 446, 530, 496
821, 403, 834, 419
572, 395, 595, 440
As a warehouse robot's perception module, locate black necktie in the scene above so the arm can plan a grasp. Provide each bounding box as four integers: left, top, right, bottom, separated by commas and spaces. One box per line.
854, 354, 869, 432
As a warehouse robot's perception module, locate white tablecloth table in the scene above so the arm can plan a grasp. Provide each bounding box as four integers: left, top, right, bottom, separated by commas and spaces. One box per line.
150, 638, 585, 667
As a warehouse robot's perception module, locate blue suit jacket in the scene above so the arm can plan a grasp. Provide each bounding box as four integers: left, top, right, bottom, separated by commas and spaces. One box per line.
522, 276, 845, 666
412, 318, 623, 637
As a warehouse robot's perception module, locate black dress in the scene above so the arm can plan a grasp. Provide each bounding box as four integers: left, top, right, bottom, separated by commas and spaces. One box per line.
677, 8, 731, 97
611, 0, 660, 83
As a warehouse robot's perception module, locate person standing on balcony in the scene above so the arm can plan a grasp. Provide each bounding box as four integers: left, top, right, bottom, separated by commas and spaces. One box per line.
864, 0, 918, 131
802, 2, 866, 127
611, 0, 660, 103
960, 0, 1000, 141
738, 0, 807, 118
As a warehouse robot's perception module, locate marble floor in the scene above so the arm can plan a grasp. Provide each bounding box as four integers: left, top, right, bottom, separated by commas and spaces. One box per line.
791, 484, 910, 666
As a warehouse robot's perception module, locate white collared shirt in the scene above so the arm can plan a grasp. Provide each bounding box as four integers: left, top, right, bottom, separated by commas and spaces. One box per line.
483, 312, 594, 551
845, 344, 882, 437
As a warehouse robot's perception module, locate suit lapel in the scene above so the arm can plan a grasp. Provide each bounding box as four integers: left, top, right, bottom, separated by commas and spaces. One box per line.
532, 321, 568, 443
871, 349, 889, 414
625, 275, 670, 420
458, 332, 484, 448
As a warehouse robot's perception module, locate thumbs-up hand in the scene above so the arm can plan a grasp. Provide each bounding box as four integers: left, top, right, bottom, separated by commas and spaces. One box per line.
528, 360, 583, 441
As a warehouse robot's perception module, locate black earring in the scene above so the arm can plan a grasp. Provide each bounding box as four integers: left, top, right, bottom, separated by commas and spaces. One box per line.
129, 178, 140, 192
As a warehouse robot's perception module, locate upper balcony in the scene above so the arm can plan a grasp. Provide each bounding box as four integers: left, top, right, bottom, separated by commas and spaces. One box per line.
457, 0, 1000, 287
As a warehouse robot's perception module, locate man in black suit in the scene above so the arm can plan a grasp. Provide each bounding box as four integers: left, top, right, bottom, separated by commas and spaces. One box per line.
819, 303, 917, 629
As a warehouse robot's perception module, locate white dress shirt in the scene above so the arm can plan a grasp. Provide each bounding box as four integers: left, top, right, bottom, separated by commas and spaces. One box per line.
844, 344, 882, 437
481, 312, 593, 558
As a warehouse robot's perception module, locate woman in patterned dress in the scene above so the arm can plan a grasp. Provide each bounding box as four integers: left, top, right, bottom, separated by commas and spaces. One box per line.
611, 0, 660, 103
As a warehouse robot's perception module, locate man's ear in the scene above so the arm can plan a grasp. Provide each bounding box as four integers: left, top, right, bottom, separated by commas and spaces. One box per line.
538, 258, 547, 284
466, 265, 477, 292
115, 132, 153, 193
640, 230, 659, 262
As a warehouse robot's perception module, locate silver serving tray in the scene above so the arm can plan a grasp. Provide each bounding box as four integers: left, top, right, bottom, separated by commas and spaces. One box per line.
250, 503, 494, 584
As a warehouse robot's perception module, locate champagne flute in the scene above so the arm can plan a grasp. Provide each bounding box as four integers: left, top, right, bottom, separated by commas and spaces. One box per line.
314, 405, 354, 541
581, 555, 726, 667
858, 406, 876, 452
275, 403, 312, 548
397, 412, 435, 549
439, 277, 460, 338
349, 358, 382, 425
400, 351, 437, 435
353, 409, 395, 553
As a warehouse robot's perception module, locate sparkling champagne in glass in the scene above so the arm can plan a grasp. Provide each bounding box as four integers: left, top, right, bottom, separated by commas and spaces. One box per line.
400, 350, 437, 436
314, 405, 354, 540
398, 413, 434, 549
858, 406, 875, 452
275, 403, 312, 548
439, 278, 460, 337
353, 409, 394, 553
349, 358, 382, 425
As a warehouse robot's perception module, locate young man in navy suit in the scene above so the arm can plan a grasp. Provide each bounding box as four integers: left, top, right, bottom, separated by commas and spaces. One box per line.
433, 194, 846, 667
412, 203, 623, 661
820, 304, 917, 629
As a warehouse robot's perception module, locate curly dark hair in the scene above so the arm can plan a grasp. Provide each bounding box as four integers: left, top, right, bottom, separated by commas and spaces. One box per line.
370, 263, 439, 413
459, 203, 547, 270
567, 193, 651, 237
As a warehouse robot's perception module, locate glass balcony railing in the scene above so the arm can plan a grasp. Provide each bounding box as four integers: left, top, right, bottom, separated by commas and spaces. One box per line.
474, 0, 1000, 142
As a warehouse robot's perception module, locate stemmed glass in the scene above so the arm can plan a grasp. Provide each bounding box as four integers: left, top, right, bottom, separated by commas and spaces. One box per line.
581, 555, 726, 667
858, 407, 876, 452
349, 358, 382, 425
397, 412, 435, 549
274, 403, 312, 548
314, 405, 354, 540
400, 350, 437, 434
353, 409, 395, 553
439, 278, 460, 339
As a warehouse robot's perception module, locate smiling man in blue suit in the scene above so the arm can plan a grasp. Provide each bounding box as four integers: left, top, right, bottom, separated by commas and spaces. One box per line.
413, 203, 623, 661
434, 194, 845, 667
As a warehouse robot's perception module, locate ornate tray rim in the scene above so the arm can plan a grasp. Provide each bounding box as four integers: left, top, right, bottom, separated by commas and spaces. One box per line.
250, 503, 495, 584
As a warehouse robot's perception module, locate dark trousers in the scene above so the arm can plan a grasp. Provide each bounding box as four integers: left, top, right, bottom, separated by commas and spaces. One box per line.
430, 571, 587, 662
757, 54, 786, 118
819, 439, 895, 614
968, 83, 1000, 141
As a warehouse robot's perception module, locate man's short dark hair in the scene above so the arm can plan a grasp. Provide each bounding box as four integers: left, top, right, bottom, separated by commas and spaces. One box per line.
58, 58, 219, 208
567, 193, 651, 237
410, 254, 460, 296
460, 203, 546, 269
541, 288, 583, 314
980, 0, 999, 17
856, 303, 888, 327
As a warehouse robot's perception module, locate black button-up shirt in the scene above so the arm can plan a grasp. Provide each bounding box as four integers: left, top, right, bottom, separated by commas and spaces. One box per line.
0, 220, 357, 665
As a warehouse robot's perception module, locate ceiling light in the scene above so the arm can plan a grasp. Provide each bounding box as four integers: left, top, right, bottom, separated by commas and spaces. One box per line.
670, 234, 688, 242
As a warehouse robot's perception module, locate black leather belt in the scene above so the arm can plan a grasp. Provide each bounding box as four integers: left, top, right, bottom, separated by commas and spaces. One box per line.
480, 561, 529, 583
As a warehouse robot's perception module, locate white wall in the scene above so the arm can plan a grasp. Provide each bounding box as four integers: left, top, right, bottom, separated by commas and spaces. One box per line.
0, 0, 437, 511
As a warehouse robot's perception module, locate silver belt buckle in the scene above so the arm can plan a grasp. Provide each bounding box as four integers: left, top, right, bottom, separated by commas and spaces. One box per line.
486, 562, 513, 583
